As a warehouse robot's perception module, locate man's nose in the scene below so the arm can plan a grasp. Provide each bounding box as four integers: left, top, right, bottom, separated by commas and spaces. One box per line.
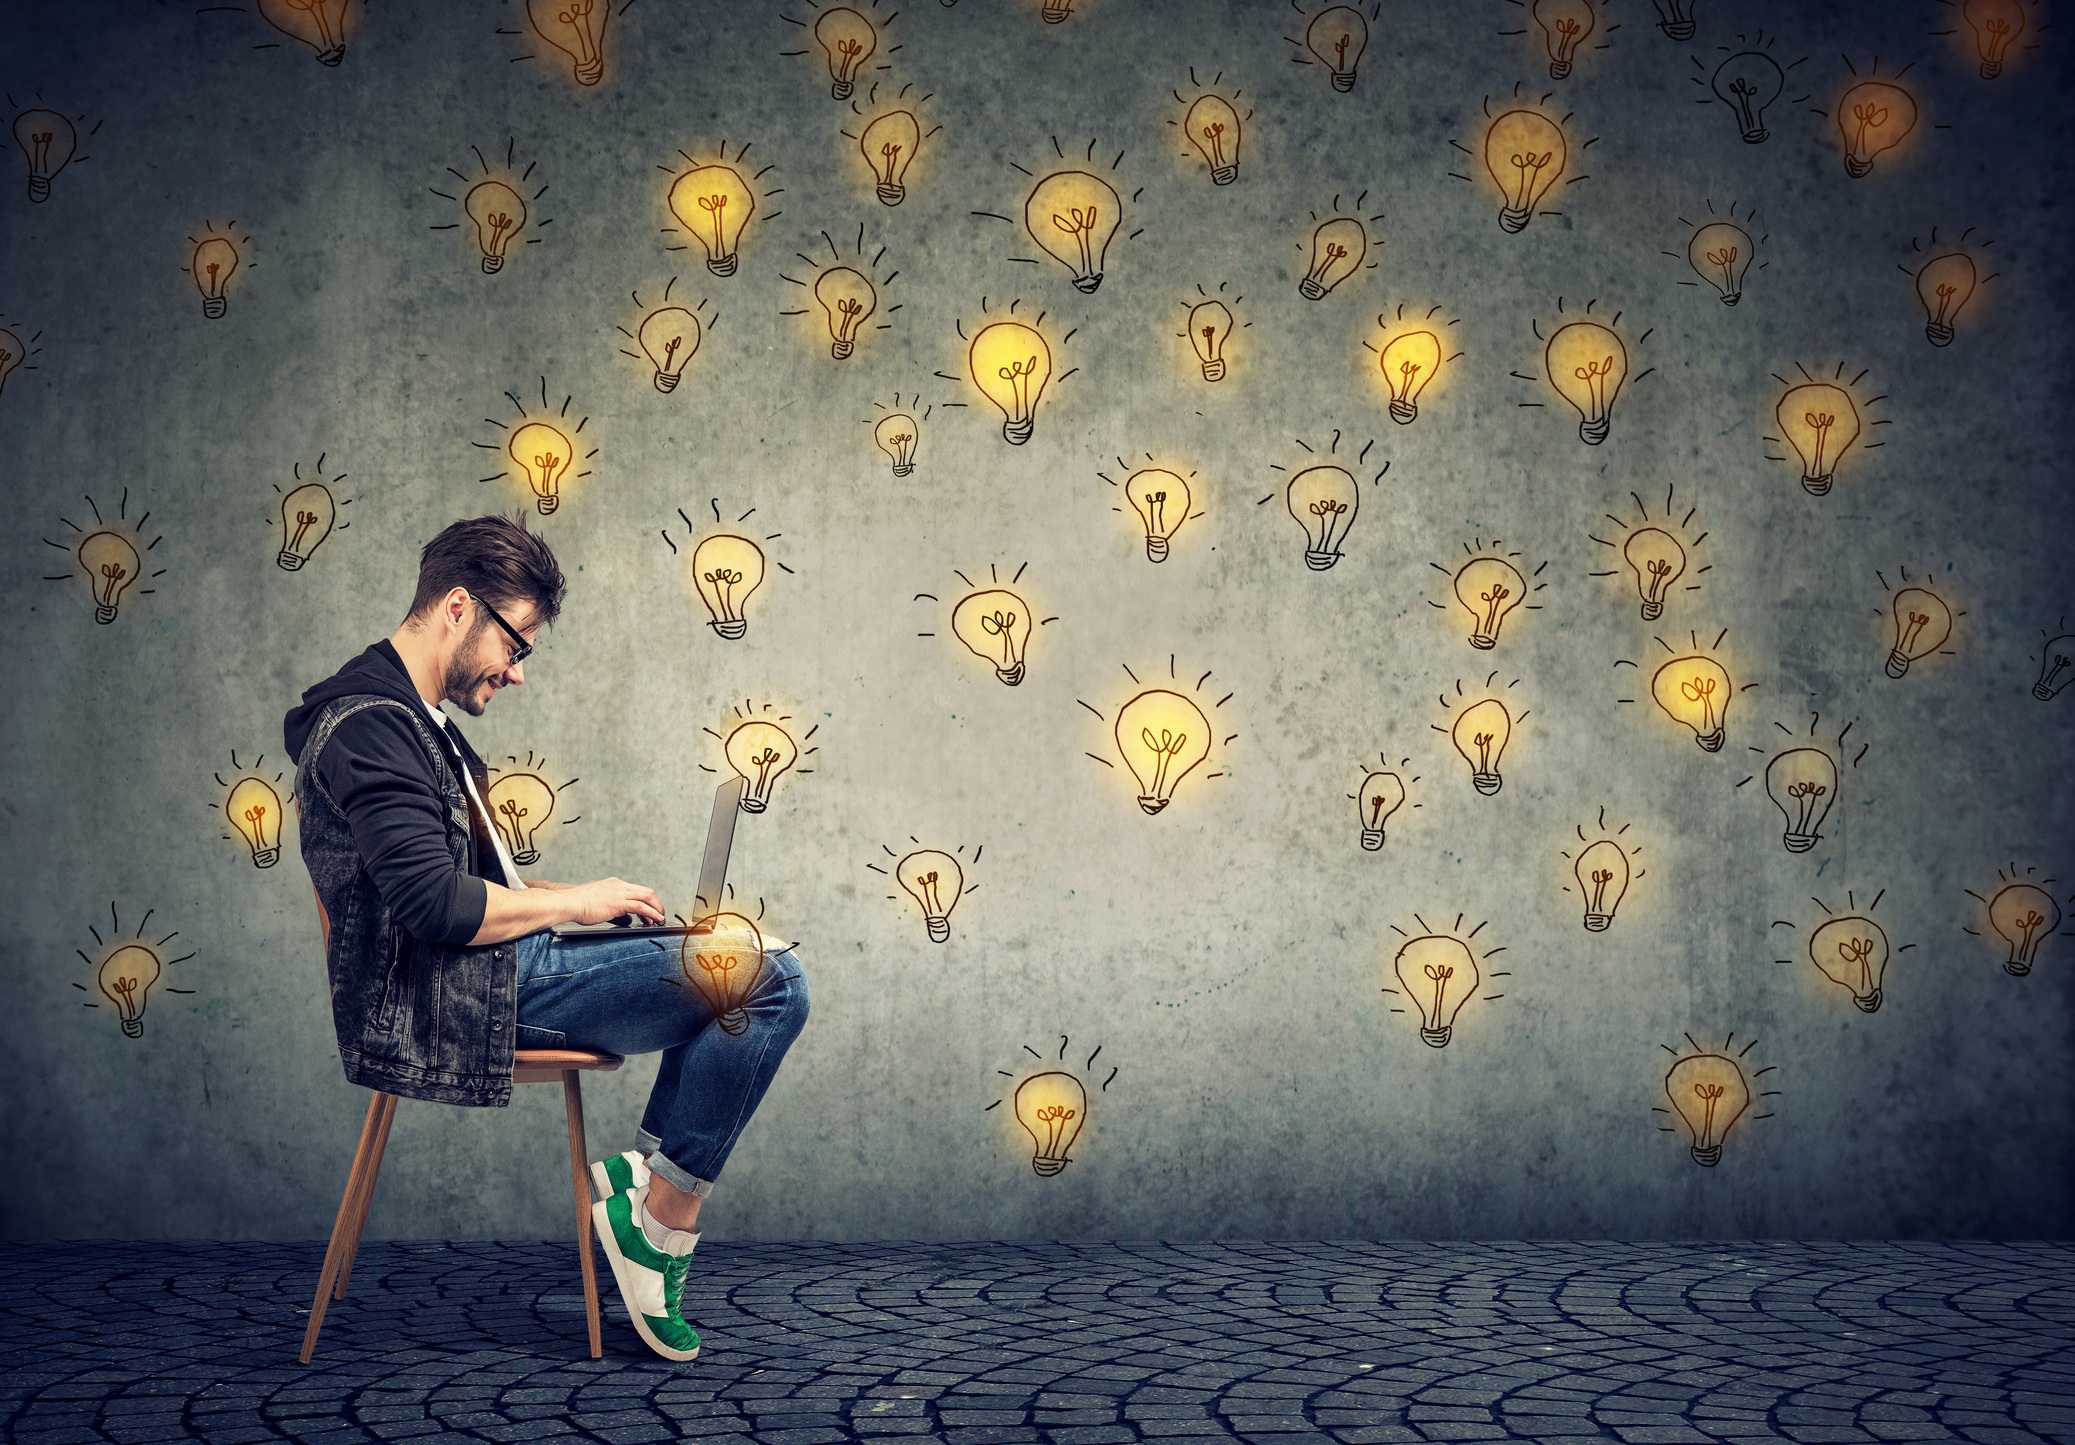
504, 658, 526, 686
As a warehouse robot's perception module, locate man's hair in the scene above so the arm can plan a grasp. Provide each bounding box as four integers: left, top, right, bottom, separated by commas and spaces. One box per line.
405, 514, 566, 629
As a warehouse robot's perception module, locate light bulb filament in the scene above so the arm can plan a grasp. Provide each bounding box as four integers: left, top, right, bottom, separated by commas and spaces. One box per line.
1422, 962, 1453, 1027
1549, 16, 1582, 60
1508, 151, 1552, 211
557, 0, 601, 63
497, 796, 526, 849
1645, 557, 1673, 602
833, 296, 865, 342
1572, 355, 1615, 422
1788, 779, 1827, 833
31, 131, 53, 171
1037, 1102, 1074, 1155
1900, 611, 1930, 655
532, 451, 562, 493
1334, 33, 1350, 67
1367, 794, 1387, 828
1478, 583, 1510, 637
284, 0, 343, 50
111, 975, 137, 1013
1706, 246, 1739, 293
1139, 726, 1187, 800
1932, 283, 1958, 325
1694, 1082, 1723, 1146
1393, 360, 1421, 402
980, 608, 1022, 668
1201, 326, 1220, 357
1307, 241, 1348, 285
1144, 492, 1170, 536
917, 870, 945, 917
2014, 909, 2046, 963
289, 509, 318, 552
1200, 122, 1227, 167
1850, 102, 1887, 157
1679, 674, 1718, 732
876, 142, 902, 185
703, 567, 745, 621
1473, 731, 1493, 774
1051, 206, 1099, 279
1803, 411, 1835, 476
2047, 654, 2071, 690
1307, 498, 1348, 553
697, 192, 729, 257
1836, 936, 1874, 993
996, 356, 1038, 423
834, 36, 864, 80
1981, 18, 2014, 60
96, 562, 127, 608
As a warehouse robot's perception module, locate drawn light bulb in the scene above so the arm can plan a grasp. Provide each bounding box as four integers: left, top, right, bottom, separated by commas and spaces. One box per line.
1533, 0, 1596, 78
813, 266, 877, 361
463, 181, 526, 275
896, 849, 963, 943
1185, 95, 1243, 185
1837, 82, 1917, 178
0, 326, 21, 394
1809, 915, 1888, 1012
1189, 301, 1233, 382
1124, 469, 1191, 563
1622, 528, 1686, 621
1775, 384, 1861, 496
485, 772, 555, 866
1651, 656, 1731, 753
98, 944, 162, 1039
1665, 1053, 1749, 1166
1357, 771, 1404, 851
690, 534, 765, 641
1916, 253, 1977, 347
1964, 0, 2025, 78
1885, 587, 1952, 678
1574, 839, 1628, 932
723, 721, 798, 814
668, 164, 756, 278
814, 7, 877, 100
1453, 558, 1526, 650
1546, 321, 1627, 445
12, 108, 76, 203
875, 413, 919, 475
680, 911, 766, 1035
1306, 6, 1369, 91
1395, 935, 1478, 1048
1115, 689, 1211, 816
77, 531, 140, 624
1287, 465, 1358, 570
1450, 698, 1512, 796
1764, 747, 1836, 853
952, 589, 1033, 686
1026, 171, 1123, 294
1687, 222, 1753, 306
1014, 1072, 1086, 1174
507, 421, 572, 515
257, 0, 350, 65
1711, 52, 1784, 143
860, 110, 920, 205
1990, 884, 2060, 976
1483, 110, 1566, 233
226, 776, 284, 868
637, 307, 700, 393
275, 482, 335, 572
969, 321, 1051, 445
526, 0, 610, 85
191, 236, 241, 319
1380, 331, 1442, 424
2036, 634, 2075, 701
1650, 0, 1696, 41
1298, 218, 1366, 301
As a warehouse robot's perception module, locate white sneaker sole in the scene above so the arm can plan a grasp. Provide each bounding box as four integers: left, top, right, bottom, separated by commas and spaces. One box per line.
591, 1192, 701, 1363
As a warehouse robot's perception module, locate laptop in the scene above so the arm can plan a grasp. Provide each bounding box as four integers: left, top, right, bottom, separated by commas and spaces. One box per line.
550, 776, 743, 937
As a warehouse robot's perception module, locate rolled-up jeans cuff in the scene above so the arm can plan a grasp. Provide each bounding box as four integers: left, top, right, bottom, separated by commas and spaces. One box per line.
643, 1148, 714, 1199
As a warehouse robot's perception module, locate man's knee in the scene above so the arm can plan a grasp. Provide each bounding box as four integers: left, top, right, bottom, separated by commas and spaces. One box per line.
772, 951, 810, 1035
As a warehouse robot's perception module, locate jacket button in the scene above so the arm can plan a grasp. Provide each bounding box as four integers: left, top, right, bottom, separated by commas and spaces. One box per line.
493, 948, 507, 960
491, 1019, 502, 1030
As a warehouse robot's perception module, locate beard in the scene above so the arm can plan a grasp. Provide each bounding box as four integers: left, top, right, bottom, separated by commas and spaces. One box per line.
440, 615, 500, 716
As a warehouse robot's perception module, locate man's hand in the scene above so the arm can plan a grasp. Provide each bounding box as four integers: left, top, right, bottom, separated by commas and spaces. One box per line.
563, 878, 666, 926
470, 875, 666, 944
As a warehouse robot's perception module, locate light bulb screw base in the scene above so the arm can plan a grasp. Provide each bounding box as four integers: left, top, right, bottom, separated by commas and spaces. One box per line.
1980, 59, 2003, 80
1002, 416, 1034, 446
1801, 472, 1832, 497
831, 79, 854, 100
1498, 204, 1530, 234
1330, 69, 1356, 92
202, 295, 227, 319
1419, 1025, 1451, 1048
738, 795, 767, 814
1853, 990, 1882, 1013
710, 618, 748, 640
1072, 272, 1103, 294
1031, 1155, 1067, 1174
252, 847, 280, 869
121, 1018, 142, 1039
1389, 399, 1417, 425
512, 848, 540, 867
1145, 536, 1170, 563
1303, 548, 1341, 571
94, 605, 118, 625
1472, 772, 1502, 796
891, 462, 914, 477
707, 253, 738, 278
1297, 276, 1327, 301
277, 552, 305, 572
831, 338, 854, 361
318, 44, 345, 67
2034, 683, 2057, 702
1639, 599, 1663, 621
575, 56, 603, 85
994, 661, 1025, 687
1886, 649, 1913, 679
1782, 830, 1817, 853
1137, 795, 1168, 816
876, 183, 906, 206
1360, 828, 1384, 851
1660, 20, 1696, 40
1040, 1, 1070, 21
1578, 415, 1610, 446
535, 494, 559, 515
2005, 958, 2032, 977
654, 371, 681, 393
480, 254, 503, 275
1689, 1143, 1721, 1167
1925, 322, 1954, 348
1470, 631, 1497, 651
925, 916, 950, 944
1738, 125, 1769, 145
716, 1008, 749, 1036
1200, 358, 1226, 383
1583, 912, 1611, 933
1548, 59, 1572, 80
1844, 153, 1873, 179
27, 176, 50, 203
1695, 727, 1724, 753
1720, 291, 1741, 307
1209, 163, 1238, 186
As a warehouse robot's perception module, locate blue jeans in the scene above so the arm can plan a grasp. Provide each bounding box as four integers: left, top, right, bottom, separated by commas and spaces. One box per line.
511, 929, 809, 1199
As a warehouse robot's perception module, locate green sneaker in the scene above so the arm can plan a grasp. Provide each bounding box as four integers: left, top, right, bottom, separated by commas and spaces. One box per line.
589, 1149, 650, 1201
592, 1184, 701, 1362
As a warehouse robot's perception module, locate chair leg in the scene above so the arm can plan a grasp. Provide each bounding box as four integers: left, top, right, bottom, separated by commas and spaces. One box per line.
334, 1091, 398, 1301
301, 1090, 394, 1363
561, 1069, 604, 1359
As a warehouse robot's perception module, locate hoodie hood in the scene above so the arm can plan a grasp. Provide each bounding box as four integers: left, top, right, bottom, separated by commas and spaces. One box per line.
285, 640, 430, 762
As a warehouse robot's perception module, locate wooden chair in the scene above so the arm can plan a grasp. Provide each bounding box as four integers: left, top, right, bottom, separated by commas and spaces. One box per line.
300, 883, 622, 1361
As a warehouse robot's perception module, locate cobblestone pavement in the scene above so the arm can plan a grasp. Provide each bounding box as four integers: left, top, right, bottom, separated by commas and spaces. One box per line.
4, 1240, 2072, 1445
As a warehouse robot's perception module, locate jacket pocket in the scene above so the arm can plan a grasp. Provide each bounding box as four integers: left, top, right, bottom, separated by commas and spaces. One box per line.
372, 926, 410, 1032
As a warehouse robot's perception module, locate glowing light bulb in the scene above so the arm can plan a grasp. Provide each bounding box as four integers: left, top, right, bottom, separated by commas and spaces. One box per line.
526, 0, 610, 85
1650, 656, 1731, 752
637, 306, 700, 393
1964, 0, 2025, 78
1775, 384, 1861, 496
77, 531, 140, 624
1185, 94, 1243, 185
1837, 81, 1917, 178
1483, 110, 1566, 233
668, 164, 756, 278
1885, 587, 1952, 678
723, 721, 797, 814
1286, 465, 1358, 571
1395, 935, 1478, 1047
1808, 915, 1887, 1012
814, 7, 877, 99
1189, 301, 1233, 382
1115, 689, 1211, 815
1533, 0, 1596, 78
1665, 1053, 1748, 1165
486, 772, 556, 866
276, 482, 336, 571
1450, 698, 1512, 796
1622, 527, 1685, 621
860, 110, 920, 205
98, 944, 161, 1039
1306, 6, 1368, 91
1650, 0, 1696, 41
1379, 330, 1442, 424
1764, 747, 1835, 853
1298, 218, 1366, 300
951, 589, 1033, 686
875, 413, 919, 475
464, 181, 526, 275
1711, 51, 1783, 142
813, 266, 877, 361
1916, 253, 1976, 347
507, 421, 572, 515
690, 534, 766, 641
0, 325, 21, 394
896, 849, 962, 943
1014, 1072, 1086, 1174
12, 108, 76, 203
257, 0, 350, 65
1574, 839, 1627, 932
1357, 771, 1404, 851
969, 321, 1051, 446
2035, 634, 2074, 701
1124, 469, 1191, 563
680, 911, 767, 1035
1026, 170, 1123, 294
1545, 322, 1627, 445
1990, 884, 2060, 976
227, 776, 284, 868
1687, 222, 1753, 306
191, 236, 241, 319
1453, 558, 1525, 650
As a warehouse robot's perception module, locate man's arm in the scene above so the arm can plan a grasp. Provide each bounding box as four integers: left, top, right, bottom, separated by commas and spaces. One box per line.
469, 876, 665, 946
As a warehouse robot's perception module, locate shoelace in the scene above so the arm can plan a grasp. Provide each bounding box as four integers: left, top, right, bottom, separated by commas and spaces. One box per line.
663, 1255, 692, 1315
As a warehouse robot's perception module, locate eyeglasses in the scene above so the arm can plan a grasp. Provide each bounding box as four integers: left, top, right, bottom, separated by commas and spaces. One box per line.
467, 592, 534, 667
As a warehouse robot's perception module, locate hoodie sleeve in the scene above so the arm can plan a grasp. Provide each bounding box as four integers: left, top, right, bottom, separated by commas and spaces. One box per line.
314, 706, 489, 946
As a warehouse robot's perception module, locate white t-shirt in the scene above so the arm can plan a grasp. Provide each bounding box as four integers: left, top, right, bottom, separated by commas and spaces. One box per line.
422, 702, 528, 890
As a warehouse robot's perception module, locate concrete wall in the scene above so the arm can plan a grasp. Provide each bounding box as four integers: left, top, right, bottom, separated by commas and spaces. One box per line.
3, 0, 2071, 1242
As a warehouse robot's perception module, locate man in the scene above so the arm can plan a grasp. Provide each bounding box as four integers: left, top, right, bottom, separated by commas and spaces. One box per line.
284, 513, 809, 1363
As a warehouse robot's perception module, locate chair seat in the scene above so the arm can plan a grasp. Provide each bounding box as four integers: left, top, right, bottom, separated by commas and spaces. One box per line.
514, 1049, 623, 1073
